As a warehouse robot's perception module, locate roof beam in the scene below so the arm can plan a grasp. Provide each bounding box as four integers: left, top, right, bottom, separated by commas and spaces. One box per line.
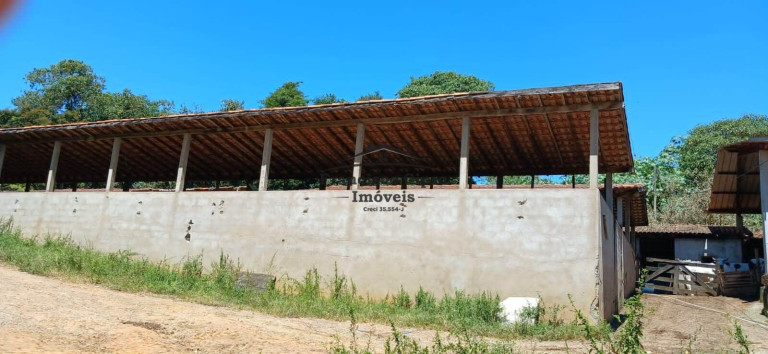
0, 102, 623, 145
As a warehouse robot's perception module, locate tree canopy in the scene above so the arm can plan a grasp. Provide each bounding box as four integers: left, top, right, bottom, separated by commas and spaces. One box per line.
357, 91, 383, 101
220, 99, 245, 112
397, 71, 494, 98
674, 114, 768, 184
260, 82, 308, 108
312, 93, 346, 105
3, 59, 174, 127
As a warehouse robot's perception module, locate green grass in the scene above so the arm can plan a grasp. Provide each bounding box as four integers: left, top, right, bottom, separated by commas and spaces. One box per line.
0, 219, 583, 341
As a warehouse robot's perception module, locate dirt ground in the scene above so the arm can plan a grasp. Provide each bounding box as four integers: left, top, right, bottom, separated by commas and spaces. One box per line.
1, 265, 767, 353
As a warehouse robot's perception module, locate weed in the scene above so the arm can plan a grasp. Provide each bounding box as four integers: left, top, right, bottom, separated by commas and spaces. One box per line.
329, 316, 517, 354
415, 287, 436, 312
728, 320, 751, 354
572, 269, 649, 354
395, 286, 412, 309
298, 267, 321, 299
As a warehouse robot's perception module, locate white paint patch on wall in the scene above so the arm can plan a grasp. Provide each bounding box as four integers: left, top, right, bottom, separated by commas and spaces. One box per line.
674, 238, 743, 262
0, 189, 603, 318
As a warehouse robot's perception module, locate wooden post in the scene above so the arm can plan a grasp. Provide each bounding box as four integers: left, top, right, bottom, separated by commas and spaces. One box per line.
175, 133, 192, 193
258, 129, 273, 192
571, 174, 576, 188
530, 175, 535, 189
0, 144, 5, 180
71, 183, 77, 192
589, 108, 599, 189
429, 177, 434, 189
736, 213, 744, 229
401, 176, 407, 190
459, 117, 471, 189
758, 149, 768, 275
45, 141, 62, 192
375, 177, 381, 190
351, 123, 365, 191
105, 138, 121, 192
496, 175, 503, 189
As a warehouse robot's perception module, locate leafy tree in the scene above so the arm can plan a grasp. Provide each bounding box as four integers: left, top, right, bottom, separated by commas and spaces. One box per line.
177, 103, 205, 114
0, 108, 51, 128
487, 175, 555, 186
674, 114, 768, 184
261, 81, 308, 108
12, 59, 106, 123
85, 89, 174, 120
397, 71, 494, 98
312, 93, 346, 105
8, 59, 175, 125
357, 91, 383, 101
220, 99, 245, 112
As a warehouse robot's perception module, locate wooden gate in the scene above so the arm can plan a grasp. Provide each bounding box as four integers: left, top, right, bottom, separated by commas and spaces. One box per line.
644, 257, 718, 296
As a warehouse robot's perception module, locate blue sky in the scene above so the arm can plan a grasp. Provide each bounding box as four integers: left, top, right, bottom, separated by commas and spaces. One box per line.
0, 1, 765, 158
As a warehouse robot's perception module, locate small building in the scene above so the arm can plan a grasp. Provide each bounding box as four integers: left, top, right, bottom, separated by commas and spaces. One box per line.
0, 82, 646, 321
636, 225, 755, 264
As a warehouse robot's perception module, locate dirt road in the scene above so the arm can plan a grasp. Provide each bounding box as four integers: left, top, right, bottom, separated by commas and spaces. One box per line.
1, 264, 767, 353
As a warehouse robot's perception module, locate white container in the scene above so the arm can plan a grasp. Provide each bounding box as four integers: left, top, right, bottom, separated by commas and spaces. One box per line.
500, 297, 540, 324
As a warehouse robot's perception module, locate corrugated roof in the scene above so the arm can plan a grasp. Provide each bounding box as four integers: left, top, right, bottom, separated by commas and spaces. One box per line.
0, 82, 632, 183
636, 224, 754, 239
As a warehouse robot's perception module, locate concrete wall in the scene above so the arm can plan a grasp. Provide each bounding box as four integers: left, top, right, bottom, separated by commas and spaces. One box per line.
623, 233, 638, 298
599, 197, 619, 320
674, 238, 743, 262
0, 188, 606, 318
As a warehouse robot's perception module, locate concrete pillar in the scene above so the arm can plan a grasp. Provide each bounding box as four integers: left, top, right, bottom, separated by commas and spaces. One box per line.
459, 116, 470, 189
258, 129, 274, 192
0, 144, 5, 180
758, 149, 768, 275
617, 196, 624, 227
175, 133, 192, 193
45, 141, 62, 192
605, 172, 613, 211
105, 138, 122, 192
620, 196, 631, 305
351, 123, 365, 190
589, 108, 599, 189
319, 176, 327, 191
624, 198, 632, 255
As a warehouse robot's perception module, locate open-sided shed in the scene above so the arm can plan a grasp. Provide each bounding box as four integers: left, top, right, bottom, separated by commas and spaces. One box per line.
0, 82, 642, 322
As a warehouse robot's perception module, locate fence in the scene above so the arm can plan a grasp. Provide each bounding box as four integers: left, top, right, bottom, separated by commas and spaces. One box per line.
644, 257, 718, 296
